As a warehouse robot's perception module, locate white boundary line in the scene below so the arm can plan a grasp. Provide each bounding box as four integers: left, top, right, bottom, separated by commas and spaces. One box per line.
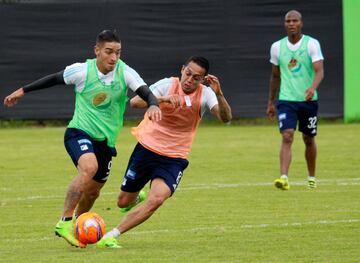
2, 178, 360, 202
2, 218, 360, 243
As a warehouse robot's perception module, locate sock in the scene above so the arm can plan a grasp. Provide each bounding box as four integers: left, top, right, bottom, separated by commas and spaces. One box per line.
308, 176, 316, 181
135, 194, 141, 204
103, 228, 121, 239
280, 174, 288, 180
61, 216, 73, 221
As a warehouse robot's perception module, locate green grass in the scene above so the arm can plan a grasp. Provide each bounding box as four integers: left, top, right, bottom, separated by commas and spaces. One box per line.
0, 123, 359, 262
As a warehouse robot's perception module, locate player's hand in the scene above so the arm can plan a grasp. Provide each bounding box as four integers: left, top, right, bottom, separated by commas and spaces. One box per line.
146, 105, 162, 122
267, 102, 276, 121
305, 87, 315, 101
4, 88, 25, 107
168, 94, 182, 107
205, 74, 222, 96
161, 94, 182, 107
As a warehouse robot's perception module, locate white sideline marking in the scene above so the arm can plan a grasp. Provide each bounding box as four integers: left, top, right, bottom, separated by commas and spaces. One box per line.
128, 219, 360, 235
2, 177, 360, 202
3, 219, 360, 243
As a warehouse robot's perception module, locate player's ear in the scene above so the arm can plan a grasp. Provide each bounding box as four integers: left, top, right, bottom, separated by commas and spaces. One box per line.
181, 65, 185, 73
202, 75, 208, 85
94, 45, 100, 56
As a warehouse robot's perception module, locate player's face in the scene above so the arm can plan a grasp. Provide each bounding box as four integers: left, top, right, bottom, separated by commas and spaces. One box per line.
180, 61, 206, 94
284, 13, 303, 36
95, 41, 121, 74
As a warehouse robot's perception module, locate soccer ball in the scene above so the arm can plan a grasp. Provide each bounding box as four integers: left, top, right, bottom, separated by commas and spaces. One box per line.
75, 212, 106, 244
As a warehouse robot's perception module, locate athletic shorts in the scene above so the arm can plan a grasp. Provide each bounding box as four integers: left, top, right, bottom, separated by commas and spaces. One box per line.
64, 128, 117, 183
276, 100, 318, 136
120, 143, 189, 195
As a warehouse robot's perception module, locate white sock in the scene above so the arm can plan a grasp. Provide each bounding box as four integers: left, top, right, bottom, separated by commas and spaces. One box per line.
281, 174, 288, 180
135, 194, 141, 204
103, 228, 121, 239
308, 176, 316, 181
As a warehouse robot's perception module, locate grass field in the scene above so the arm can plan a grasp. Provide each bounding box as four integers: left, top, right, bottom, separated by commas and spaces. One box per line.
0, 123, 359, 262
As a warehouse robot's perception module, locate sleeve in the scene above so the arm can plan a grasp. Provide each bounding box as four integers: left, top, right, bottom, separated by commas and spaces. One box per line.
123, 64, 147, 92
203, 86, 218, 111
63, 62, 87, 92
308, 38, 324, 63
148, 78, 173, 97
23, 71, 65, 93
269, 41, 280, 65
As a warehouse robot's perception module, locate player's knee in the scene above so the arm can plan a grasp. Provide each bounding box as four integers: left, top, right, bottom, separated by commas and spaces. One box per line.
117, 193, 134, 208
146, 195, 166, 212
303, 134, 315, 146
80, 162, 98, 177
282, 131, 294, 144
117, 196, 127, 208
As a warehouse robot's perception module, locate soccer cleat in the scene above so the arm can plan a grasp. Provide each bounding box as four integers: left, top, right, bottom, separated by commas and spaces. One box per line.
274, 178, 290, 190
308, 178, 317, 189
120, 190, 146, 213
96, 236, 122, 249
55, 219, 86, 248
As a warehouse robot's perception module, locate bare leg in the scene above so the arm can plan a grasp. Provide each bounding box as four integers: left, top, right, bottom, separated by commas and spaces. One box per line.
61, 153, 98, 218
76, 179, 104, 216
117, 191, 140, 208
280, 129, 295, 176
116, 178, 171, 234
303, 134, 317, 177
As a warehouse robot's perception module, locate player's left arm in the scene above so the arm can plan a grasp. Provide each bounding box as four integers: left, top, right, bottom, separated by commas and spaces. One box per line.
124, 64, 161, 121
134, 85, 162, 121
305, 60, 324, 101
131, 78, 182, 109
206, 74, 232, 123
305, 39, 324, 101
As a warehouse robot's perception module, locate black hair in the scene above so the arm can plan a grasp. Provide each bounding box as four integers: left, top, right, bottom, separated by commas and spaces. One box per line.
96, 30, 120, 46
185, 56, 209, 75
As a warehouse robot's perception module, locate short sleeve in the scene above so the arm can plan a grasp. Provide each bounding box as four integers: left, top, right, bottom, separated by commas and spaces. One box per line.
123, 64, 147, 92
63, 62, 87, 86
148, 78, 173, 97
308, 38, 324, 63
201, 86, 218, 116
270, 41, 280, 65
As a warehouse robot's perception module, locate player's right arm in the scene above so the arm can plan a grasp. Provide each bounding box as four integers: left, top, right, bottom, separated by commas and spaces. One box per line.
267, 65, 280, 120
267, 41, 281, 120
3, 71, 65, 107
130, 78, 182, 108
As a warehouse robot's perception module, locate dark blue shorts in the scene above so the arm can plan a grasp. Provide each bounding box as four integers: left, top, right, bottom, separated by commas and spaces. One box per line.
64, 128, 117, 183
276, 100, 318, 136
120, 143, 189, 195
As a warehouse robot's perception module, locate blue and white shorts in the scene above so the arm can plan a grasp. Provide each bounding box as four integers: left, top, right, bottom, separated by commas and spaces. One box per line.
121, 143, 189, 195
64, 128, 117, 183
277, 100, 318, 136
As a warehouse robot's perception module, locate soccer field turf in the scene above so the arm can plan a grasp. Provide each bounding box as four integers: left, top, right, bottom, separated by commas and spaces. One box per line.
0, 123, 359, 262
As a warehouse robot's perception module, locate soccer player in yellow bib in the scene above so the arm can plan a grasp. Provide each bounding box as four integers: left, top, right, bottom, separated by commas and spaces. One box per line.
3, 30, 161, 247
267, 10, 324, 190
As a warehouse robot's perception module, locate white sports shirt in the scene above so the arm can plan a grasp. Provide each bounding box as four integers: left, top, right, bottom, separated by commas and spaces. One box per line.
270, 35, 324, 65
149, 77, 218, 116
63, 61, 146, 92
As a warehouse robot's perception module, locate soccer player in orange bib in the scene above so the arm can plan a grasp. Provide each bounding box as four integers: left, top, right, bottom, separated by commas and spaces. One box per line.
97, 56, 232, 248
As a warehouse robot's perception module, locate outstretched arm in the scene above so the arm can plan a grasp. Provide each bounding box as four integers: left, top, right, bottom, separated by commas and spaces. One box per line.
267, 65, 280, 120
206, 74, 232, 123
4, 70, 65, 107
132, 85, 162, 121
